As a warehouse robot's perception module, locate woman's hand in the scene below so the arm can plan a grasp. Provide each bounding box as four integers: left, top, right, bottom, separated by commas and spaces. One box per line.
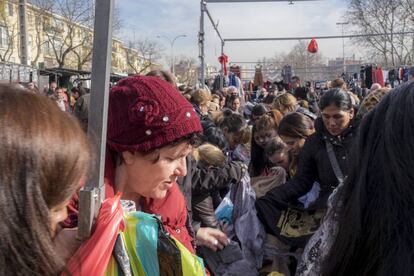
196, 227, 229, 251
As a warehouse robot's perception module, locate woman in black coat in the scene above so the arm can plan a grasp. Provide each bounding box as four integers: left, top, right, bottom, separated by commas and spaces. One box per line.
256, 88, 359, 239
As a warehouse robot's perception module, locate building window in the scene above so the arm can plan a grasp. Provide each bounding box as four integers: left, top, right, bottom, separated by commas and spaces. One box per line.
43, 41, 53, 55
35, 16, 41, 26
28, 35, 33, 47
8, 3, 13, 17
0, 26, 9, 48
44, 37, 63, 56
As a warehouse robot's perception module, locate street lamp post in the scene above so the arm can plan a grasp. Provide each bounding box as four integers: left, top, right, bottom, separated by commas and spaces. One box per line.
336, 22, 349, 74
157, 34, 187, 76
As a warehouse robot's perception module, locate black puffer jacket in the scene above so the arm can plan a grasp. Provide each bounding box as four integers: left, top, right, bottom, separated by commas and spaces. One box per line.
256, 118, 359, 234
178, 155, 244, 232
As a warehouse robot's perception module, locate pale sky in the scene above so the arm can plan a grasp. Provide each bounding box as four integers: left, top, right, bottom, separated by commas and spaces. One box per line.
117, 0, 360, 68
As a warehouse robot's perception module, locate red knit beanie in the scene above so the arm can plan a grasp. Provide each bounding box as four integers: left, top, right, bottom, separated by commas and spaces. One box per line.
107, 76, 202, 153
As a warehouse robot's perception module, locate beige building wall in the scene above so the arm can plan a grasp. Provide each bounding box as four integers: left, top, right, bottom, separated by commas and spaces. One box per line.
0, 1, 153, 75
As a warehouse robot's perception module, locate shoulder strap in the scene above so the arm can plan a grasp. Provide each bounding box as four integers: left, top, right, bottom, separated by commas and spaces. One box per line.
325, 140, 345, 184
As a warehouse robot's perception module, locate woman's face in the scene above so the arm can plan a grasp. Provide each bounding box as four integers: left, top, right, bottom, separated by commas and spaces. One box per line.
280, 135, 306, 155
231, 98, 241, 112
254, 128, 277, 149
322, 104, 354, 136
220, 97, 226, 108
268, 150, 290, 171
200, 103, 209, 115
122, 142, 191, 199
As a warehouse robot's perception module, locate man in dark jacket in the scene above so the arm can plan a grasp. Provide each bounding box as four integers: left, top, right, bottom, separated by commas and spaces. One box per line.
74, 93, 90, 131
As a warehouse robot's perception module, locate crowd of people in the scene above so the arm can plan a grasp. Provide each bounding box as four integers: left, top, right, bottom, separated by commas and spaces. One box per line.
0, 65, 414, 276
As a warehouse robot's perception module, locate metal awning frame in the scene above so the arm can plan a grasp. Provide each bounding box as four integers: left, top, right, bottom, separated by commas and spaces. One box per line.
199, 0, 321, 88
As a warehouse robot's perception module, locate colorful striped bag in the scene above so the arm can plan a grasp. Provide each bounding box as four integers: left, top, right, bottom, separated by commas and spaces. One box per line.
105, 210, 206, 276
66, 194, 205, 276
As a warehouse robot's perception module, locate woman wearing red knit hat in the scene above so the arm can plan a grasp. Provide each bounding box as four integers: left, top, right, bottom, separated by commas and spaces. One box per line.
105, 75, 228, 253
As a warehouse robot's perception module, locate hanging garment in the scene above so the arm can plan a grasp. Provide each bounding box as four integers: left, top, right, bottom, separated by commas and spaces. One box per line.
382, 70, 388, 85
388, 69, 396, 88
376, 67, 384, 87
213, 75, 228, 91
254, 66, 264, 87
365, 66, 373, 88
281, 65, 293, 84
230, 65, 241, 79
229, 73, 238, 88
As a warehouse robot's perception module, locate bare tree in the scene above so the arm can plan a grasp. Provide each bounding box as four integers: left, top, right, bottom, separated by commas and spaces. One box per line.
174, 56, 198, 86
0, 1, 19, 62
30, 0, 93, 68
125, 38, 162, 75
345, 0, 414, 67
71, 5, 123, 70
72, 35, 93, 70
260, 41, 326, 81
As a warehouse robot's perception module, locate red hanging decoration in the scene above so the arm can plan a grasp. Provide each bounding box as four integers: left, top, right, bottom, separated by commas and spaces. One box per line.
218, 54, 229, 75
307, 38, 319, 54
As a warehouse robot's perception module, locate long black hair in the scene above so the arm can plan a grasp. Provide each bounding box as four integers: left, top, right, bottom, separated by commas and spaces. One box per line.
319, 88, 352, 111
322, 81, 414, 276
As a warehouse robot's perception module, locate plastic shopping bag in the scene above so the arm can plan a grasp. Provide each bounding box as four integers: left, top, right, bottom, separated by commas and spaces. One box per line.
215, 191, 234, 225
307, 38, 319, 53
65, 193, 124, 276
106, 211, 206, 276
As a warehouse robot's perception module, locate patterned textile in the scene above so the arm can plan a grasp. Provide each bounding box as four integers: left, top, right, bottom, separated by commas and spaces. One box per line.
295, 183, 344, 276
357, 88, 389, 119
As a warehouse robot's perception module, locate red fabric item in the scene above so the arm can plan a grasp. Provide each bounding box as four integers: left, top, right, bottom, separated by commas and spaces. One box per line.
371, 68, 384, 87
218, 54, 229, 75
107, 76, 202, 154
142, 183, 195, 254
307, 38, 319, 53
65, 193, 124, 276
376, 68, 384, 87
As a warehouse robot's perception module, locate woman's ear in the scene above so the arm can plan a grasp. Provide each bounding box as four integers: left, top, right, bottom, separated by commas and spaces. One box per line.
122, 151, 135, 165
